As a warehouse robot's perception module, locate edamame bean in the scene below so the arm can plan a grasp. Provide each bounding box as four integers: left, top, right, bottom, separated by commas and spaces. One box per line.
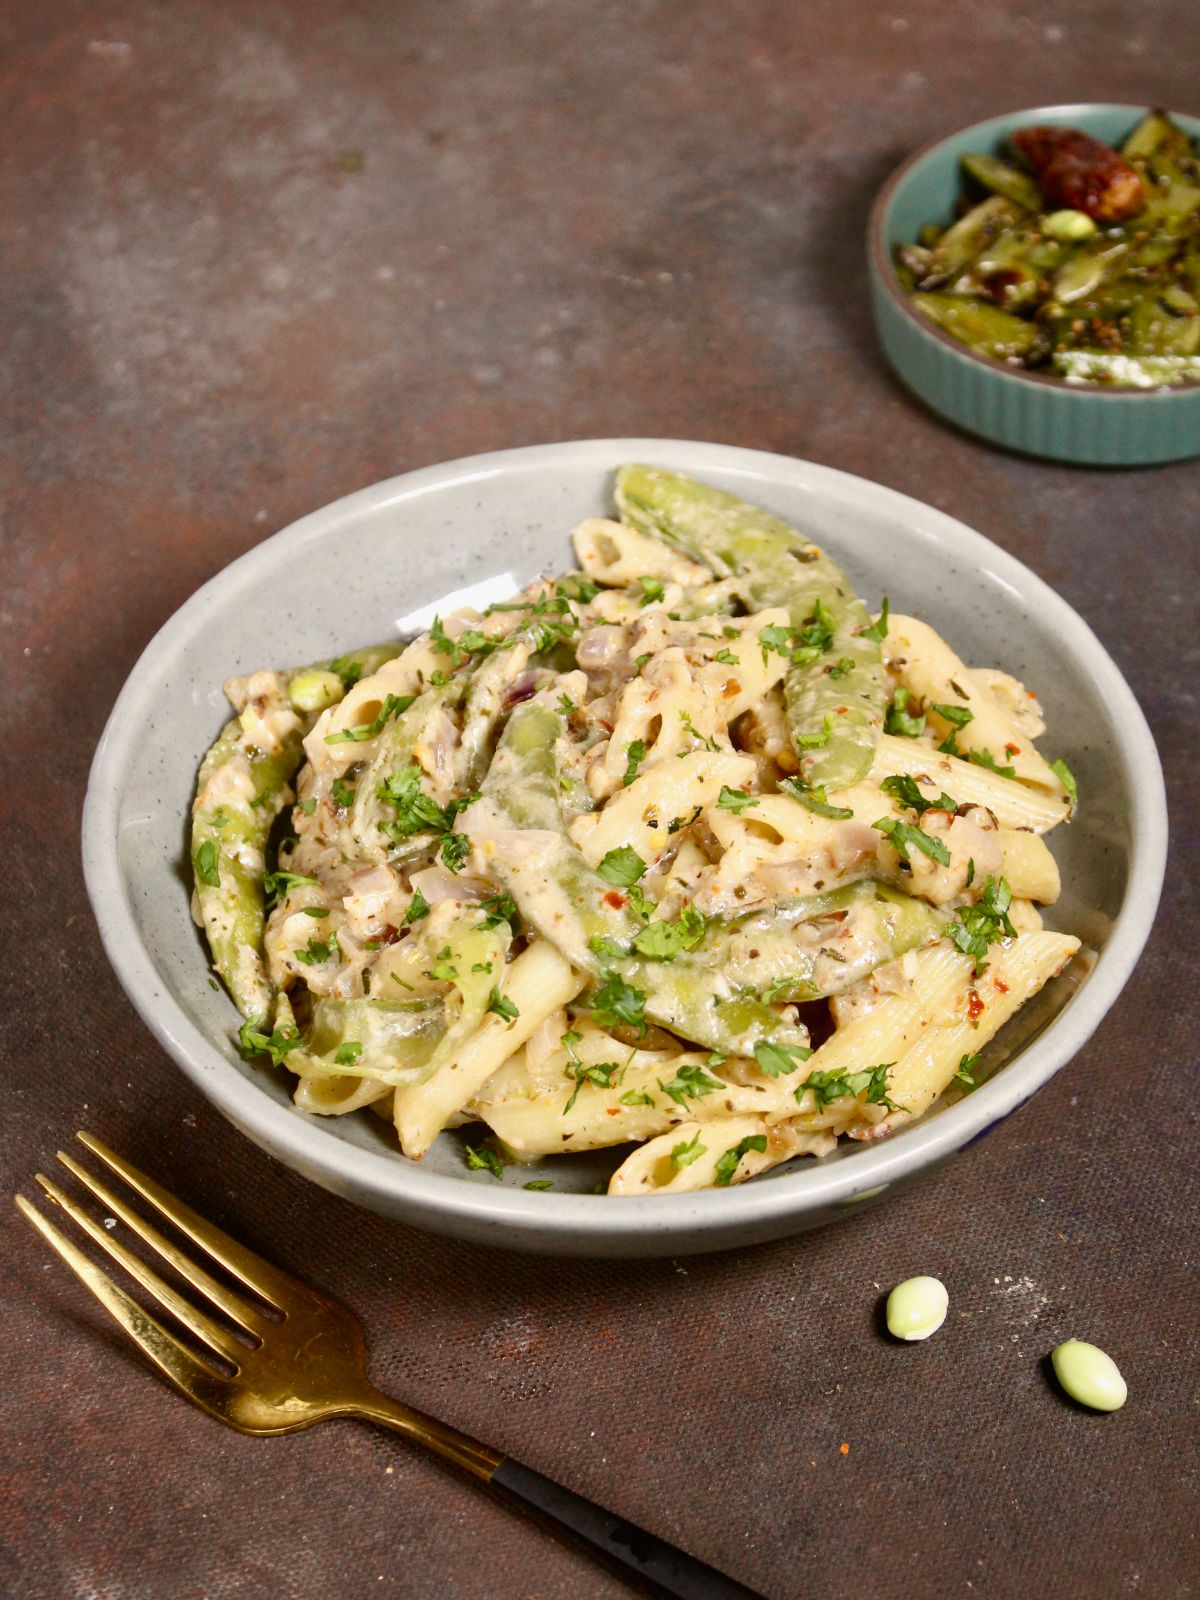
288, 668, 345, 713
1051, 1340, 1127, 1412
1042, 209, 1097, 241
886, 1275, 948, 1341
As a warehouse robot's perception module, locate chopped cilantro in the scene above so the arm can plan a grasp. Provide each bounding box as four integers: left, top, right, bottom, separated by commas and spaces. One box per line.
237, 1018, 303, 1068
325, 693, 413, 745
404, 887, 430, 924
193, 839, 220, 888
658, 1062, 723, 1105
969, 748, 1017, 780
954, 1051, 982, 1088
637, 576, 666, 605
464, 1144, 504, 1179
779, 778, 854, 819
880, 775, 958, 816
478, 893, 520, 931
714, 1134, 768, 1186
884, 687, 925, 738
717, 785, 760, 815
795, 712, 835, 751
930, 701, 973, 756
333, 1041, 363, 1066
670, 1132, 707, 1171
429, 947, 459, 982
753, 1040, 814, 1078
632, 905, 706, 962
588, 971, 647, 1034
619, 1089, 656, 1107
797, 1062, 898, 1110
945, 875, 1016, 974
487, 988, 520, 1024
715, 648, 739, 666
759, 623, 794, 666
827, 657, 855, 679
524, 1179, 555, 1191
561, 1030, 622, 1111
679, 710, 719, 752
293, 938, 331, 966
597, 846, 647, 888
873, 815, 951, 866
1051, 758, 1078, 806
441, 831, 470, 872
301, 906, 330, 918
622, 739, 647, 786
860, 597, 889, 642
557, 693, 578, 717
297, 796, 317, 817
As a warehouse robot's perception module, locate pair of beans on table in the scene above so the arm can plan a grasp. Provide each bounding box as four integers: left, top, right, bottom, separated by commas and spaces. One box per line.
886, 1276, 1127, 1412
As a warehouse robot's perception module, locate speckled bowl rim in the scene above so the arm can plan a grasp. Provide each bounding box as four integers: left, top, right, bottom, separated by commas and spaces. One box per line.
868, 102, 1200, 396
82, 440, 1167, 1252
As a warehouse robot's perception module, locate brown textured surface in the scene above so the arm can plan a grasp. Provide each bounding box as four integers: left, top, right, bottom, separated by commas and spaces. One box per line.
2, 3, 1196, 1597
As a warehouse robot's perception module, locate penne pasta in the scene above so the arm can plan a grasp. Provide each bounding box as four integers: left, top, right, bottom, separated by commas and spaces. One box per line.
197, 467, 1082, 1195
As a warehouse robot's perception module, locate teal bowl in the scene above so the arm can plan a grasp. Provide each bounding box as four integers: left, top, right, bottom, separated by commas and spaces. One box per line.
868, 103, 1200, 465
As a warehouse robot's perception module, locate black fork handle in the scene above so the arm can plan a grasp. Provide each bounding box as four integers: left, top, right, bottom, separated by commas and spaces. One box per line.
490, 1456, 766, 1600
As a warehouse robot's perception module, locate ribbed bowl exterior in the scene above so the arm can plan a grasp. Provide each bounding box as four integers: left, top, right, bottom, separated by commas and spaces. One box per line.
868, 104, 1200, 466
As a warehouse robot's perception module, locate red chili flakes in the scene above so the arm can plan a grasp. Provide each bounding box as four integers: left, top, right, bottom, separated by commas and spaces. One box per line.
1005, 743, 1020, 757
722, 679, 741, 699
967, 990, 985, 1021
995, 979, 1010, 994
603, 890, 626, 910
839, 1442, 851, 1456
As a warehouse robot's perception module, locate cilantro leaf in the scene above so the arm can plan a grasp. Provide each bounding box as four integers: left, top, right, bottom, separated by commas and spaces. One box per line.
478, 892, 519, 931
330, 776, 357, 808
714, 648, 739, 665
795, 712, 835, 751
588, 971, 647, 1033
679, 710, 719, 752
884, 687, 925, 738
797, 1062, 898, 1110
597, 846, 647, 888
622, 739, 647, 786
754, 1040, 814, 1078
658, 1062, 724, 1105
945, 875, 1016, 973
714, 1134, 768, 1186
632, 905, 706, 962
670, 1132, 707, 1171
779, 778, 854, 819
237, 1018, 304, 1068
954, 1051, 981, 1088
404, 887, 430, 924
969, 748, 1017, 780
1051, 757, 1078, 806
873, 815, 951, 866
930, 701, 973, 756
717, 786, 759, 815
859, 597, 889, 642
441, 831, 470, 872
524, 1179, 555, 1191
637, 576, 666, 605
880, 775, 958, 816
293, 937, 331, 966
464, 1144, 504, 1180
193, 839, 221, 888
325, 693, 414, 744
619, 1089, 656, 1107
487, 987, 520, 1023
333, 1041, 363, 1066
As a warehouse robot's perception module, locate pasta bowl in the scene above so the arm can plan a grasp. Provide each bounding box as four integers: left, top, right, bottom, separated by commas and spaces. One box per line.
82, 440, 1166, 1256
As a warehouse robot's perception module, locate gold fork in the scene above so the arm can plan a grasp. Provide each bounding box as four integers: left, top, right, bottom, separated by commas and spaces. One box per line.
18, 1132, 761, 1600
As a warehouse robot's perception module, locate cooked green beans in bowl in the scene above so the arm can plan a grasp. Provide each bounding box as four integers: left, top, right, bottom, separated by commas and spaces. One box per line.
869, 104, 1200, 464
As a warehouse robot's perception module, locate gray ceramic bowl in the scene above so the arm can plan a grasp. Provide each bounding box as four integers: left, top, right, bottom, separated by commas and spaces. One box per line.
869, 104, 1200, 465
83, 440, 1167, 1256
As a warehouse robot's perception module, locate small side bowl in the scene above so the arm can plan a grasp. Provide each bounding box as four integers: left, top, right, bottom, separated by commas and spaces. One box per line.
868, 103, 1200, 466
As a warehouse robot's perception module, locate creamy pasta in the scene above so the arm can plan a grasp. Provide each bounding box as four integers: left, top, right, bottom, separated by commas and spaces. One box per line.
190, 468, 1079, 1195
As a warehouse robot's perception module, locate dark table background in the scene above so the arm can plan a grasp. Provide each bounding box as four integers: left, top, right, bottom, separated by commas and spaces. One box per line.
2, 3, 1196, 1597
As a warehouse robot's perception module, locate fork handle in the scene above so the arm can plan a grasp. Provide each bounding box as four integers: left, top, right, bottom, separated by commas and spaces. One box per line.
490, 1456, 765, 1600
352, 1391, 761, 1598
